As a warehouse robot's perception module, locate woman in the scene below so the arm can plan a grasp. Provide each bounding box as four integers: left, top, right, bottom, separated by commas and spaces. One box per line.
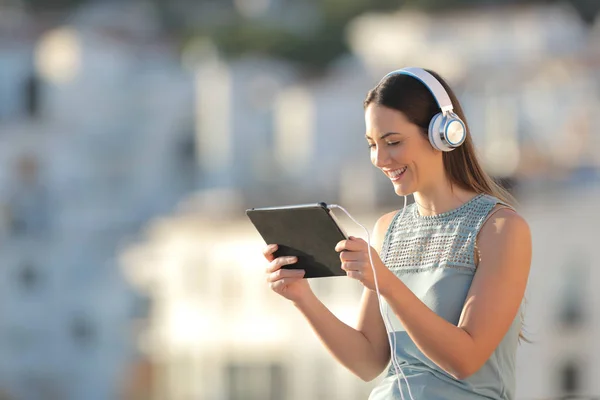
262, 67, 532, 399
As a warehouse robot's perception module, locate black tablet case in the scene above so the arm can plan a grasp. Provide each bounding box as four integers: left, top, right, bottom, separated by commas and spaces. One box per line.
246, 203, 348, 278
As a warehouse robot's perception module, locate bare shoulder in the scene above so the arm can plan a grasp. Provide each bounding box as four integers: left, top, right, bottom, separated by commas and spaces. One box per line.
372, 210, 400, 251
482, 205, 530, 235
478, 205, 531, 257
374, 210, 399, 235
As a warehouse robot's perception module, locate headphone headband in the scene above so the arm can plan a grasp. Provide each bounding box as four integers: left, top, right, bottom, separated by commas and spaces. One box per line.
381, 67, 454, 114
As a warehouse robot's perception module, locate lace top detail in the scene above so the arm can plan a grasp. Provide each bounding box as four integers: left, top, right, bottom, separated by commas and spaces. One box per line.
381, 194, 505, 275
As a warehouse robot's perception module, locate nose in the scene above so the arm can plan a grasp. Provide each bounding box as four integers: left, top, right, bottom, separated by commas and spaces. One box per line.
372, 145, 391, 169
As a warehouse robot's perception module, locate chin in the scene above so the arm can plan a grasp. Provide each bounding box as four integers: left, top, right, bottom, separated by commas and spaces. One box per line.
393, 184, 414, 197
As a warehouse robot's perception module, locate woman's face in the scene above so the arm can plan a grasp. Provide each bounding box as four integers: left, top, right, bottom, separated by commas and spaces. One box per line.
365, 104, 443, 196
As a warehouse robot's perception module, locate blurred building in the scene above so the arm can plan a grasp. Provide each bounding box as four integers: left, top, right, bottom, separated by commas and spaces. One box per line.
516, 187, 600, 399
0, 0, 599, 399
347, 2, 600, 185
192, 53, 387, 209
0, 2, 196, 399
121, 203, 381, 400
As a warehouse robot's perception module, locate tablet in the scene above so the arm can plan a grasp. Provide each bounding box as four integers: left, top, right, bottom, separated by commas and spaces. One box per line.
246, 202, 348, 278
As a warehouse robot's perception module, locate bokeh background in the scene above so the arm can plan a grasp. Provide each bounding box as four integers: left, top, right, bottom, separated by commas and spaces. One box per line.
0, 0, 599, 399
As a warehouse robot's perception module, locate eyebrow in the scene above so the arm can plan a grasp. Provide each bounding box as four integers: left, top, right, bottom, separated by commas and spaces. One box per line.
365, 132, 403, 141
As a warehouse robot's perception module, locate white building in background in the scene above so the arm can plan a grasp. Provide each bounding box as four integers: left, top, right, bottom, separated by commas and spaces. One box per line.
192, 54, 299, 192
190, 49, 391, 210
121, 204, 382, 400
346, 3, 588, 80
0, 2, 355, 398
515, 186, 600, 398
0, 2, 198, 400
346, 3, 600, 183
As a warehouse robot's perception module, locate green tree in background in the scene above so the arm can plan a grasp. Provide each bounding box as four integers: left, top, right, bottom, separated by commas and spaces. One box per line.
21, 0, 600, 69
186, 0, 600, 70
187, 0, 400, 71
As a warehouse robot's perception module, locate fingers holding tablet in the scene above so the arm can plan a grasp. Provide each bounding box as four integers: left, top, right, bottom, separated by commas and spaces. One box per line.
262, 248, 310, 301
265, 255, 300, 274
266, 265, 305, 283
262, 244, 278, 262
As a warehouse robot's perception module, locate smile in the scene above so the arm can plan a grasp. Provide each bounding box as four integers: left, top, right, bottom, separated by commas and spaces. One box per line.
386, 167, 407, 182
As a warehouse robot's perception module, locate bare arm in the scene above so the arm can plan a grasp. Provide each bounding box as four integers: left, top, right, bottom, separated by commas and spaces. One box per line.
379, 208, 532, 379
293, 211, 397, 381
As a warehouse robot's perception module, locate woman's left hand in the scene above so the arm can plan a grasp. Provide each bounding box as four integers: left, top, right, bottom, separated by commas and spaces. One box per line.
335, 236, 394, 293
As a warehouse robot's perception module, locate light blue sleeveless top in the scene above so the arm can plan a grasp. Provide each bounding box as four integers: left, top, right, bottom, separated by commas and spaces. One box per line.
369, 194, 522, 400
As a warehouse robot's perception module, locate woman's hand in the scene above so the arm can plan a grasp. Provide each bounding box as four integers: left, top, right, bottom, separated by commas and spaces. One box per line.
335, 236, 395, 293
263, 244, 313, 303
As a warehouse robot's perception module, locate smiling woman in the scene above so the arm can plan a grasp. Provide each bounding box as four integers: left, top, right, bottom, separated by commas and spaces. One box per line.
260, 67, 532, 400
363, 68, 512, 208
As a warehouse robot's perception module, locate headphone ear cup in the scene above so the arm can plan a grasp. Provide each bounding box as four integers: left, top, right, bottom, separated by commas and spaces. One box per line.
428, 113, 450, 152
428, 113, 466, 152
444, 112, 467, 149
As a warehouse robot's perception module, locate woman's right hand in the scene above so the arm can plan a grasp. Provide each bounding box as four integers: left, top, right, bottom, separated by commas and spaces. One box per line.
263, 244, 313, 303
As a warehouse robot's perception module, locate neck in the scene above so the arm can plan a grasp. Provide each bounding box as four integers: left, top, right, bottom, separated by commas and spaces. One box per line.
413, 179, 478, 217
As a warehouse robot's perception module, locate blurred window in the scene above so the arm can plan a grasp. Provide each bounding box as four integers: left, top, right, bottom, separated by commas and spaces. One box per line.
70, 314, 96, 349
559, 360, 581, 395
558, 258, 587, 329
23, 73, 40, 118
15, 261, 42, 293
7, 155, 50, 237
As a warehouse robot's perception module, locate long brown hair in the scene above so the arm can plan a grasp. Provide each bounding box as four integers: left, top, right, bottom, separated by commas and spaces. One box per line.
364, 69, 528, 342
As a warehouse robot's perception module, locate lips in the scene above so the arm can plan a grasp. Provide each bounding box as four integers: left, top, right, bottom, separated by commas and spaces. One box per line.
386, 166, 407, 182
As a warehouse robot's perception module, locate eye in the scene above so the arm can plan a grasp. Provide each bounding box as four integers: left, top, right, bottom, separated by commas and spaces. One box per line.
386, 141, 401, 146
367, 143, 376, 149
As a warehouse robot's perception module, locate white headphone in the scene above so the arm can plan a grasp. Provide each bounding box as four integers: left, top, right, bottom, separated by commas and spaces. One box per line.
379, 67, 467, 152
